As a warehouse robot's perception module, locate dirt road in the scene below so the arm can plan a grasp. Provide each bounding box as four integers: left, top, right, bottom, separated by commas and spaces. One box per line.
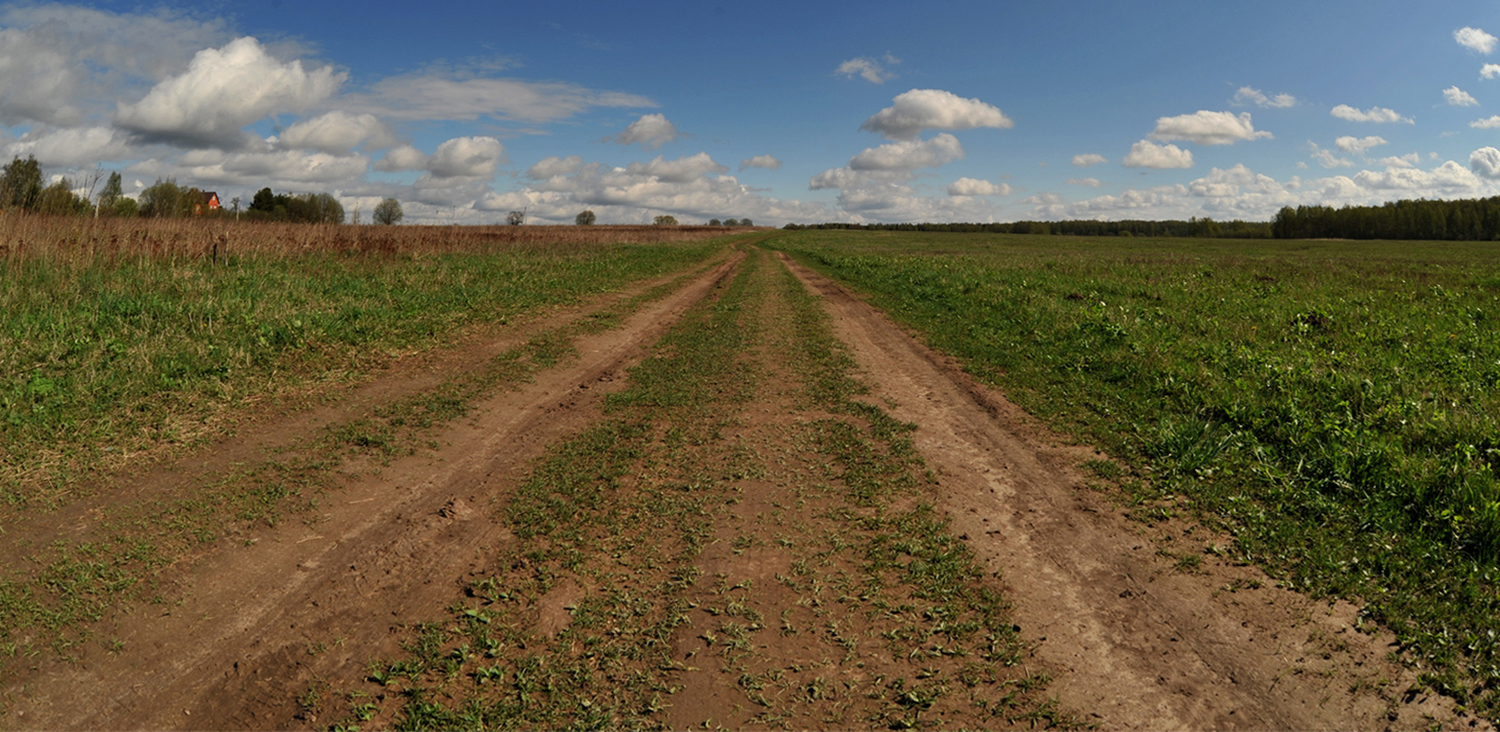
781, 253, 1483, 731
2, 244, 1483, 729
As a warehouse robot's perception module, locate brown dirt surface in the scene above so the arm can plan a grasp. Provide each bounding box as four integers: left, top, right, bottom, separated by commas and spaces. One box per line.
2, 242, 1493, 730
779, 251, 1493, 731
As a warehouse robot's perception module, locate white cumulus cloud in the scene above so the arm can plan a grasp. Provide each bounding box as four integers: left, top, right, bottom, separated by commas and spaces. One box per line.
848, 134, 964, 171
1148, 110, 1272, 146
1233, 86, 1297, 109
1066, 177, 1103, 187
1122, 140, 1193, 169
478, 155, 831, 226
1485, 64, 1500, 80
1032, 162, 1498, 223
427, 136, 505, 179
1335, 135, 1388, 155
808, 166, 907, 191
835, 55, 899, 84
0, 4, 232, 127
1071, 153, 1107, 167
1331, 104, 1413, 124
527, 155, 583, 179
4, 126, 133, 166
1309, 143, 1352, 169
179, 148, 369, 186
626, 152, 728, 183
1456, 27, 1498, 54
740, 155, 781, 171
1444, 86, 1480, 107
859, 89, 1013, 140
1353, 161, 1482, 192
1470, 147, 1500, 178
374, 144, 430, 173
946, 177, 1010, 196
614, 113, 679, 149
278, 111, 397, 154
1472, 115, 1500, 129
829, 180, 1002, 221
1187, 164, 1288, 200
116, 37, 344, 148
1378, 153, 1421, 169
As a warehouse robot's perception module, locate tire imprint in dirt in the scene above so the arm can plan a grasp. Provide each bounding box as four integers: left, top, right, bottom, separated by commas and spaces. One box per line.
5, 251, 746, 730
778, 251, 1486, 731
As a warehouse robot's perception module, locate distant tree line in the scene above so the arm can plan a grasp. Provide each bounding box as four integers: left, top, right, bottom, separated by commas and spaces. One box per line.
782, 197, 1500, 240
782, 218, 1271, 238
1270, 198, 1500, 240
245, 187, 344, 224
0, 155, 350, 224
0, 155, 101, 216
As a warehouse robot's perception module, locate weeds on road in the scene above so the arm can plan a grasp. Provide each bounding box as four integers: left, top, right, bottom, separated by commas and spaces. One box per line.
772, 230, 1500, 718
336, 247, 1065, 730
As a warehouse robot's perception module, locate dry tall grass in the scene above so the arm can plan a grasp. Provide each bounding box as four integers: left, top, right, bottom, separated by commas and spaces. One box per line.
0, 213, 751, 263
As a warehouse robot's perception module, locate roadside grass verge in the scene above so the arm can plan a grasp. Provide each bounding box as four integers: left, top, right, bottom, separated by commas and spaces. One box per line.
330, 247, 1065, 730
0, 234, 731, 509
0, 246, 729, 676
771, 229, 1500, 718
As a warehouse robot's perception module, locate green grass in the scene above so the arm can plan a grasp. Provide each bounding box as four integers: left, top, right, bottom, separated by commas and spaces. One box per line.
0, 239, 727, 507
769, 229, 1500, 717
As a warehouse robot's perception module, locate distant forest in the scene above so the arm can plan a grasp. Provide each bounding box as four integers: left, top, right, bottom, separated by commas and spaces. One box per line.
1269, 197, 1500, 240
784, 218, 1272, 238
785, 195, 1500, 241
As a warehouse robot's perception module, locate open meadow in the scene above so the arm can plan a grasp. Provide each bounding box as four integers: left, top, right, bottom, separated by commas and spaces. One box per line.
0, 220, 1494, 729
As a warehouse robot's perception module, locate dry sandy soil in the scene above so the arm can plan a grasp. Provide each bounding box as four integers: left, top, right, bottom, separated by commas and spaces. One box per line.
1, 245, 1490, 730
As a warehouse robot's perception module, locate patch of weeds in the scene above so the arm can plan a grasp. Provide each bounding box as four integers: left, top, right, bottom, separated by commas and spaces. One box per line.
1084, 458, 1126, 480
333, 419, 400, 457
296, 677, 329, 721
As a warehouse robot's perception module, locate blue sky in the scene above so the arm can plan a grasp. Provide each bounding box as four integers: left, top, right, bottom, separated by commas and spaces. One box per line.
5, 0, 1500, 224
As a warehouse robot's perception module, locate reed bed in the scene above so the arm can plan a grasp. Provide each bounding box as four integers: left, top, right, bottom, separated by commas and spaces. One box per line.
0, 213, 746, 264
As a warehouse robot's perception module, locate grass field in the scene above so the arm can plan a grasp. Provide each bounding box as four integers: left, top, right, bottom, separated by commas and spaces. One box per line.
770, 230, 1500, 716
0, 217, 731, 507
